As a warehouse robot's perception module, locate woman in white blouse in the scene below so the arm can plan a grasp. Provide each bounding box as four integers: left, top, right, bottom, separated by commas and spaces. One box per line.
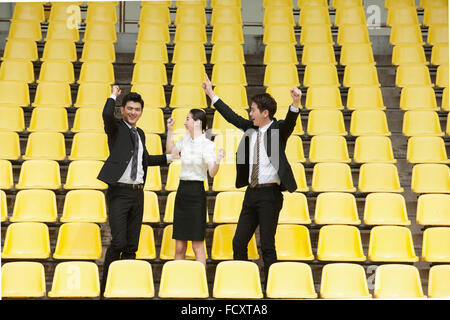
166, 109, 225, 266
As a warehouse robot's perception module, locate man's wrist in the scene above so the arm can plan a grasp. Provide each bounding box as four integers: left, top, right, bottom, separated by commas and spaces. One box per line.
110, 94, 117, 100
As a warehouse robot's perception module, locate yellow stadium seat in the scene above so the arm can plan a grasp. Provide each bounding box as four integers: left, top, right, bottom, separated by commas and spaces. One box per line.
0, 107, 24, 132
162, 191, 176, 223
402, 110, 444, 136
306, 110, 347, 136
159, 224, 208, 260
385, 0, 416, 7
289, 161, 309, 192
135, 107, 165, 134
104, 260, 154, 298
340, 43, 375, 65
274, 108, 304, 134
23, 132, 66, 161
74, 82, 111, 108
2, 39, 38, 61
305, 87, 343, 110
297, 24, 333, 45
346, 86, 386, 110
428, 265, 450, 298
350, 110, 391, 136
275, 225, 314, 261
12, 2, 45, 21
298, 6, 331, 26
212, 163, 246, 192
61, 190, 107, 223
436, 64, 449, 87
368, 226, 418, 262
285, 135, 306, 163
85, 3, 117, 23
159, 260, 208, 298
317, 225, 366, 261
169, 85, 207, 109
332, 0, 363, 7
211, 224, 259, 260
374, 264, 425, 298
423, 6, 449, 26
264, 44, 298, 65
211, 24, 244, 44
0, 81, 30, 107
343, 64, 380, 87
358, 163, 404, 193
171, 63, 205, 85
416, 194, 450, 226
392, 44, 428, 66
304, 64, 340, 87
407, 136, 449, 163
48, 261, 100, 298
211, 0, 241, 6
363, 193, 411, 225
135, 224, 156, 260
53, 222, 102, 260
301, 44, 336, 65
266, 262, 317, 299
1, 190, 7, 222
142, 191, 160, 223
298, 0, 328, 7
210, 6, 242, 25
400, 86, 438, 111
411, 163, 450, 193
10, 189, 57, 223
144, 133, 163, 155
1, 222, 50, 259
41, 40, 77, 62
279, 192, 311, 224
48, 3, 81, 23
0, 60, 34, 83
263, 0, 293, 8
69, 132, 109, 161
334, 6, 367, 26
311, 163, 356, 192
212, 63, 247, 86
353, 136, 396, 163
264, 24, 296, 45
1, 262, 46, 298
446, 113, 450, 135
7, 20, 41, 41
266, 86, 300, 109
137, 23, 170, 43
138, 5, 171, 25
174, 24, 207, 43
422, 227, 450, 262
213, 132, 242, 163
212, 107, 248, 134
309, 135, 350, 163
390, 24, 424, 45
337, 24, 370, 45
387, 7, 419, 26
442, 86, 449, 111
32, 82, 72, 108
210, 43, 245, 64
214, 85, 248, 109
314, 192, 360, 225
420, 0, 448, 8
37, 61, 74, 84
83, 22, 117, 42
212, 192, 244, 223
427, 24, 449, 46
141, 0, 172, 5
396, 64, 433, 87
174, 5, 206, 25
0, 160, 14, 190
143, 166, 162, 191
64, 160, 108, 190
78, 62, 115, 84
80, 41, 115, 63
165, 161, 209, 191
0, 131, 20, 160
131, 84, 166, 109
16, 160, 61, 190
172, 42, 205, 64
71, 107, 104, 133
28, 107, 68, 133
320, 263, 372, 299
45, 21, 79, 42
263, 7, 295, 26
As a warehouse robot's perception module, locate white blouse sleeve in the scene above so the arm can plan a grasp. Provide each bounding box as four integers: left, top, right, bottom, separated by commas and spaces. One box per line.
175, 135, 184, 151
203, 141, 217, 164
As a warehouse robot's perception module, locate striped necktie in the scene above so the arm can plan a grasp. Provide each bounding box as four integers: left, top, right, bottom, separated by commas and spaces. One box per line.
130, 127, 139, 181
250, 130, 260, 187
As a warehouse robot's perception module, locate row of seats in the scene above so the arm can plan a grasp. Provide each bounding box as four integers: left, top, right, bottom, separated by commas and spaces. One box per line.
2, 188, 449, 226
2, 221, 449, 263
3, 260, 449, 298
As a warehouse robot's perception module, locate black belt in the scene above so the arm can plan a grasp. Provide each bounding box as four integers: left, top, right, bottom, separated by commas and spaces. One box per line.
248, 183, 279, 189
115, 182, 144, 190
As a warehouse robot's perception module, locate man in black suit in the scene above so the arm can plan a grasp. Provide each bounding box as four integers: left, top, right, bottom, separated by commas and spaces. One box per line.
98, 85, 177, 295
202, 74, 301, 281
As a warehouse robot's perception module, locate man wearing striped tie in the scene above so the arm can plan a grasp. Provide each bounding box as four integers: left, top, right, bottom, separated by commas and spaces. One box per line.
202, 74, 301, 281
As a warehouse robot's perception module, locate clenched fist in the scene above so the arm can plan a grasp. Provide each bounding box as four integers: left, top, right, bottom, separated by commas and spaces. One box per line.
290, 87, 302, 108
167, 117, 175, 131
111, 85, 121, 97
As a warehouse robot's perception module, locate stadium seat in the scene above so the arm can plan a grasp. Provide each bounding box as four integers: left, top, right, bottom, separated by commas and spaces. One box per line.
85, 3, 118, 23
137, 23, 170, 43
0, 81, 30, 107
69, 132, 109, 161
210, 43, 245, 64
400, 87, 438, 111
144, 133, 163, 155
2, 39, 38, 61
301, 44, 337, 65
266, 262, 317, 299
53, 222, 103, 260
142, 191, 160, 223
141, 0, 172, 5
169, 85, 207, 109
306, 110, 347, 136
363, 193, 411, 225
212, 107, 248, 134
46, 21, 80, 42
80, 41, 116, 63
23, 132, 66, 161
48, 3, 81, 23
71, 107, 104, 133
174, 24, 207, 43
334, 6, 367, 26
311, 163, 356, 193
303, 64, 340, 87
1, 190, 7, 222
212, 63, 247, 86
353, 136, 396, 163
210, 6, 242, 25
0, 131, 20, 160
447, 113, 450, 135
358, 163, 404, 193
78, 62, 115, 84
10, 189, 57, 223
16, 160, 61, 190
143, 166, 162, 191
131, 84, 166, 109
211, 0, 241, 6
138, 5, 171, 25
308, 135, 350, 163
0, 60, 34, 83
263, 0, 293, 7
427, 24, 449, 46
12, 2, 45, 22
337, 24, 370, 45
289, 161, 309, 192
171, 63, 205, 85
340, 43, 375, 65
0, 160, 13, 190
343, 64, 380, 87
422, 227, 450, 262
285, 135, 306, 162
374, 264, 425, 298
346, 86, 386, 110
392, 44, 428, 65
162, 192, 176, 223
213, 133, 242, 163
159, 225, 208, 260
442, 87, 449, 111
64, 160, 108, 190
263, 7, 295, 26
278, 192, 311, 224
300, 25, 334, 45
316, 225, 366, 261
83, 22, 117, 42
396, 64, 433, 87
436, 64, 449, 87
211, 24, 244, 44
7, 20, 41, 41
264, 43, 298, 64
168, 108, 191, 134
61, 190, 107, 223
213, 261, 263, 299
298, 0, 328, 7
211, 224, 259, 260
214, 85, 248, 109
368, 226, 418, 262
305, 86, 343, 110
385, 0, 416, 7
407, 136, 449, 163
212, 192, 244, 223
402, 111, 443, 136
0, 107, 25, 132
390, 24, 424, 45
165, 161, 209, 192
171, 42, 205, 64
74, 82, 111, 108
416, 194, 450, 226
298, 6, 331, 26
428, 265, 450, 298
274, 108, 304, 135
387, 7, 419, 26
38, 61, 75, 84
350, 110, 391, 136
48, 261, 100, 298
159, 260, 208, 298
332, 0, 363, 7
32, 82, 72, 108
411, 163, 450, 193
275, 225, 314, 261
314, 192, 360, 225
135, 224, 156, 260
320, 263, 372, 299
264, 24, 297, 45
104, 260, 154, 298
212, 163, 245, 192
174, 5, 206, 25
266, 86, 301, 109
41, 40, 77, 62
135, 107, 165, 134
1, 222, 51, 259
423, 6, 449, 26
1, 262, 46, 298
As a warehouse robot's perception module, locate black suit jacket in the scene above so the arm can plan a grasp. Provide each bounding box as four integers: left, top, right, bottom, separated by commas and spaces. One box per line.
97, 97, 167, 185
213, 98, 299, 192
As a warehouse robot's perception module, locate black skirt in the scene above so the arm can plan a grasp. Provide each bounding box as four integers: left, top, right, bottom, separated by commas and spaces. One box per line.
172, 180, 207, 241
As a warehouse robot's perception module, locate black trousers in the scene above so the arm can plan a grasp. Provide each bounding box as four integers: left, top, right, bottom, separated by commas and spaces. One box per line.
232, 185, 284, 282
100, 185, 144, 293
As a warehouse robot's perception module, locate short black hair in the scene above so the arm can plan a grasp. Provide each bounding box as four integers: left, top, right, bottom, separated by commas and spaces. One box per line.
190, 108, 207, 132
251, 93, 277, 119
121, 92, 144, 109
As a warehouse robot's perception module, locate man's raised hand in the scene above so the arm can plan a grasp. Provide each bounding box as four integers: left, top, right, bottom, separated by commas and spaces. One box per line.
202, 73, 214, 99
290, 87, 302, 108
111, 85, 121, 97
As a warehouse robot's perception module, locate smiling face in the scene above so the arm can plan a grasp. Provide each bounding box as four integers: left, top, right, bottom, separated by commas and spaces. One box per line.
121, 100, 143, 127
249, 102, 270, 128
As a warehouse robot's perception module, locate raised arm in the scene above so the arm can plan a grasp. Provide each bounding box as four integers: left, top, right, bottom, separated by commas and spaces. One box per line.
103, 85, 121, 135
279, 87, 302, 142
